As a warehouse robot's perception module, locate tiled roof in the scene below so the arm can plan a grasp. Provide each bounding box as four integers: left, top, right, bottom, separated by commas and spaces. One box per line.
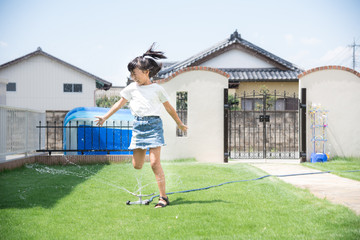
222, 68, 302, 81
158, 30, 303, 80
0, 47, 112, 90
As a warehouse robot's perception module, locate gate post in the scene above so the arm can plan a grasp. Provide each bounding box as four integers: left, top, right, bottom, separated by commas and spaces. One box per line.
262, 92, 267, 159
224, 89, 229, 163
300, 88, 307, 162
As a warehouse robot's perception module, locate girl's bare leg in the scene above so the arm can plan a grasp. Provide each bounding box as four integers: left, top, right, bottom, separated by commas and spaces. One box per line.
149, 147, 167, 203
132, 149, 146, 169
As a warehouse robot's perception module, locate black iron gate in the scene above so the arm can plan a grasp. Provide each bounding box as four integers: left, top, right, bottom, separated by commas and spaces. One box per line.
225, 89, 300, 159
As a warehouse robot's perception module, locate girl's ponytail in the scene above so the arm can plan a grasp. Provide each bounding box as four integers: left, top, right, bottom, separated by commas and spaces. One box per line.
142, 43, 167, 60
128, 43, 167, 78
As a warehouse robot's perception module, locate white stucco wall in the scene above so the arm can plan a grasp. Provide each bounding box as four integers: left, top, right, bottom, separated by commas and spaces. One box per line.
0, 55, 97, 111
159, 70, 228, 163
299, 68, 360, 159
199, 48, 275, 68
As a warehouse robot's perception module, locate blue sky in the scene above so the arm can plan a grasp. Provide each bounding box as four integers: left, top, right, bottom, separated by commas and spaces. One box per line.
0, 0, 359, 86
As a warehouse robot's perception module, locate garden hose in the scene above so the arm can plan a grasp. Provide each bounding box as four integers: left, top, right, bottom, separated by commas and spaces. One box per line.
126, 169, 360, 205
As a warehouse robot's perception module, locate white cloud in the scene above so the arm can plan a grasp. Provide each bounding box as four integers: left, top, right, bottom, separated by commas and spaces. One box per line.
0, 41, 8, 47
301, 37, 322, 45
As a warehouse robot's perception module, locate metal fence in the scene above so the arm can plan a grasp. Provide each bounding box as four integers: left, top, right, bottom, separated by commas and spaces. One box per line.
0, 105, 45, 160
36, 120, 133, 155
176, 92, 188, 137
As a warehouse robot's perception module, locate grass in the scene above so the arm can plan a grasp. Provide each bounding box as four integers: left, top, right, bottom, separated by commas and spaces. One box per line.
303, 156, 360, 181
1, 161, 360, 239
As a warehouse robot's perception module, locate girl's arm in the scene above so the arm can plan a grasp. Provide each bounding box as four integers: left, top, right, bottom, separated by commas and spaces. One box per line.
95, 97, 128, 126
163, 101, 188, 132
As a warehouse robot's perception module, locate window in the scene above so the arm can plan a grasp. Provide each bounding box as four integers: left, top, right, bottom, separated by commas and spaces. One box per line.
275, 99, 285, 111
241, 98, 262, 111
274, 98, 298, 110
176, 91, 187, 137
285, 98, 298, 110
241, 97, 298, 111
64, 83, 82, 92
73, 84, 82, 92
64, 84, 72, 92
6, 82, 16, 92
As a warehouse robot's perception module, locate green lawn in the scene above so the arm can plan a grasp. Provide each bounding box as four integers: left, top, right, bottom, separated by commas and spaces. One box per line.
303, 157, 360, 181
1, 161, 359, 240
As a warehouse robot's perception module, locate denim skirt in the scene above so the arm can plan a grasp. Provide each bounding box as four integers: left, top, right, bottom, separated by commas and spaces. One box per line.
128, 116, 165, 150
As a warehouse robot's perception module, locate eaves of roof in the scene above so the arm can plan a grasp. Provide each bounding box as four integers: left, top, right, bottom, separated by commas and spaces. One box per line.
223, 68, 303, 82
0, 47, 112, 89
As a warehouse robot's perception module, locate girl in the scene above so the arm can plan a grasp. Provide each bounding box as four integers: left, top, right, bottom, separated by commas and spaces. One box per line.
95, 44, 187, 208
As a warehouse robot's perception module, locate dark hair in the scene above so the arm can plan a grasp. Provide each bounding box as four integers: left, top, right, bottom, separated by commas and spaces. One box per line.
127, 43, 167, 78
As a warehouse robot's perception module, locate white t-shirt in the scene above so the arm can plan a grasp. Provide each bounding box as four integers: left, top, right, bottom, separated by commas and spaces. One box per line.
120, 82, 170, 117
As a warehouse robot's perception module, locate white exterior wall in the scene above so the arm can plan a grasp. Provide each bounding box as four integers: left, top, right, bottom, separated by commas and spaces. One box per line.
199, 49, 275, 68
0, 78, 7, 105
159, 70, 228, 163
299, 69, 360, 159
0, 55, 96, 111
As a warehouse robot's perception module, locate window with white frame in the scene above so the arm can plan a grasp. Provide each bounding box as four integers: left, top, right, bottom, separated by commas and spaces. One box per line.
64, 83, 82, 93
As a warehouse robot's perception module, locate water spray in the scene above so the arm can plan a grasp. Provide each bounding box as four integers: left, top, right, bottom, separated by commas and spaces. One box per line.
26, 156, 360, 207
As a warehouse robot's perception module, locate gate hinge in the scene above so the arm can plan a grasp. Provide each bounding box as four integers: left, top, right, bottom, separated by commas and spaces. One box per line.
224, 104, 230, 109
224, 152, 230, 157
299, 103, 306, 109
300, 152, 306, 157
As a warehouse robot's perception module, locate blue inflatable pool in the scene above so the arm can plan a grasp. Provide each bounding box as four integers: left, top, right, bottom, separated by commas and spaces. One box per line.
63, 107, 133, 155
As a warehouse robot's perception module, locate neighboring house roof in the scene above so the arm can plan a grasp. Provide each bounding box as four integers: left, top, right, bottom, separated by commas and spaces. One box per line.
0, 47, 112, 90
223, 68, 299, 88
157, 30, 303, 83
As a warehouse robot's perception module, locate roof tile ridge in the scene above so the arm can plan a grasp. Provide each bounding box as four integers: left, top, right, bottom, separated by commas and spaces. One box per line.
159, 37, 231, 74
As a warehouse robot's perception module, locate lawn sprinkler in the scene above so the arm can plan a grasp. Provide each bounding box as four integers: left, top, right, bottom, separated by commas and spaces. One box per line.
126, 193, 155, 205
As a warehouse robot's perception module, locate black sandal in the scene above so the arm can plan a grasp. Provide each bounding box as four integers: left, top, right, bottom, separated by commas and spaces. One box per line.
155, 196, 169, 208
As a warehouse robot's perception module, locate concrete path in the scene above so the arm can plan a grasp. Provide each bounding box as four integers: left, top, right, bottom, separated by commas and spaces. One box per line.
247, 161, 360, 215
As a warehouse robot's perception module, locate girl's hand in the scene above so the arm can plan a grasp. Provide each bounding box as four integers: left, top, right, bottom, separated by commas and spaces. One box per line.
95, 116, 106, 127
178, 123, 188, 132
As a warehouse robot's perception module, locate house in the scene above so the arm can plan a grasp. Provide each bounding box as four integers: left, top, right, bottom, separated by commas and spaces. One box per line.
158, 30, 303, 110
0, 47, 112, 112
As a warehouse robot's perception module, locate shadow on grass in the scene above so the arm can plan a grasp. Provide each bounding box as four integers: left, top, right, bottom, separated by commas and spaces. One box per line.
0, 164, 105, 209
170, 197, 230, 206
